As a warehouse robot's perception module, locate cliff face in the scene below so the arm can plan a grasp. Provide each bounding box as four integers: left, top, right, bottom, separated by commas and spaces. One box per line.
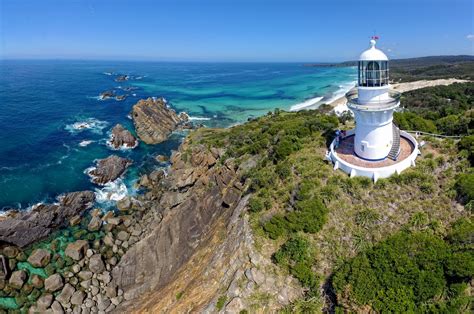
131, 98, 187, 144
112, 136, 302, 312
111, 140, 245, 310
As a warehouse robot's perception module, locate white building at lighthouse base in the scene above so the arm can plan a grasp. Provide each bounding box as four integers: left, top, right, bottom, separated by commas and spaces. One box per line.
325, 129, 420, 182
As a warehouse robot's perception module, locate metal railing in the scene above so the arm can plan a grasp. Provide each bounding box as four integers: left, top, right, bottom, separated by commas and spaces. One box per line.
345, 89, 401, 111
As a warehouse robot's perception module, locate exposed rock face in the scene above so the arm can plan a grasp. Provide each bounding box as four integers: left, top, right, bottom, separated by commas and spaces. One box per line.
131, 97, 188, 144
0, 191, 95, 248
109, 124, 137, 149
88, 155, 132, 185
111, 139, 247, 311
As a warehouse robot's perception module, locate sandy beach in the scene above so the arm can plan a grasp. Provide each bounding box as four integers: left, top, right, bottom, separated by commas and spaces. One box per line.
329, 78, 470, 113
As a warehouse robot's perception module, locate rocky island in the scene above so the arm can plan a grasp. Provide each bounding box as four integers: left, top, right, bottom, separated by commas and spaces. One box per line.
108, 124, 138, 150
131, 97, 190, 144
88, 155, 132, 185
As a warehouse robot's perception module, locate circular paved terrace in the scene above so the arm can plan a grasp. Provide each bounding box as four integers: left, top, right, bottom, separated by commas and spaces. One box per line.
335, 135, 415, 168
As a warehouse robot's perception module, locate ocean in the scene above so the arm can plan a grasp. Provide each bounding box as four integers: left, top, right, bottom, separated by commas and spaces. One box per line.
0, 60, 356, 211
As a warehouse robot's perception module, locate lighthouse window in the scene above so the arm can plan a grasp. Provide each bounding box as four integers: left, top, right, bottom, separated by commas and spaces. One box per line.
358, 61, 389, 87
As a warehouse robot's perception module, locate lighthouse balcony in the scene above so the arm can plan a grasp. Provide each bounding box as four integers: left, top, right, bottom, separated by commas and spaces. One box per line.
346, 89, 400, 111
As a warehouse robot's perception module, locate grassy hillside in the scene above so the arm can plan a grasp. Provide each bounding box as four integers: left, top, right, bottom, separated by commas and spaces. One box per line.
188, 83, 473, 312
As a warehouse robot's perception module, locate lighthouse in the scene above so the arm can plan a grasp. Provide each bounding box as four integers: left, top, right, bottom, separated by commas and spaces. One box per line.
347, 38, 400, 161
326, 38, 420, 181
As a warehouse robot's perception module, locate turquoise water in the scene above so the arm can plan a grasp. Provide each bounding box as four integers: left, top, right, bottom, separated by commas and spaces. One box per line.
0, 60, 356, 210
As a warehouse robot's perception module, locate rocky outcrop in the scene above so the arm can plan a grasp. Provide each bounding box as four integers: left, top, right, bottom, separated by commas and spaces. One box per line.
88, 155, 132, 185
0, 191, 95, 248
115, 75, 129, 82
131, 97, 189, 144
109, 124, 137, 149
99, 90, 115, 100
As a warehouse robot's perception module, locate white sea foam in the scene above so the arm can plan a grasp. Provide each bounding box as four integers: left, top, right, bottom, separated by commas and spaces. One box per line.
65, 118, 109, 135
94, 178, 128, 203
289, 96, 324, 112
188, 116, 211, 121
79, 140, 94, 147
324, 81, 357, 104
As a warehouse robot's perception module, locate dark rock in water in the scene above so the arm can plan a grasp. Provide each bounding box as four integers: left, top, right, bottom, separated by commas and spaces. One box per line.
100, 90, 115, 100
109, 124, 137, 149
131, 97, 189, 144
115, 95, 127, 101
88, 155, 132, 185
0, 191, 95, 248
115, 75, 129, 82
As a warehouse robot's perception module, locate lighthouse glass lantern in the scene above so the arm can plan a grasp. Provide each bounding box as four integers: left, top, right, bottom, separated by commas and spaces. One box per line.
346, 39, 401, 161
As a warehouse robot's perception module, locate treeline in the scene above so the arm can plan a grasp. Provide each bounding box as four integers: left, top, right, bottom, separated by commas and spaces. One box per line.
395, 82, 473, 135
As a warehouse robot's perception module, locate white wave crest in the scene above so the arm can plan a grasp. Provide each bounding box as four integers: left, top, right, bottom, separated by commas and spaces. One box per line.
94, 179, 128, 203
188, 116, 211, 121
290, 96, 324, 112
65, 118, 109, 135
79, 140, 94, 147
325, 81, 357, 104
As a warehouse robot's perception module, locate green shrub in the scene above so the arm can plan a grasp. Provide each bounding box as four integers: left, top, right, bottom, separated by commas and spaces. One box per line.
455, 173, 474, 203
248, 196, 265, 213
458, 135, 474, 166
274, 235, 317, 290
216, 295, 227, 310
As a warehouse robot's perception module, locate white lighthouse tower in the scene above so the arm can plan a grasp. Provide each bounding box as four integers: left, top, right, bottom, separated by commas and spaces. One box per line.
326, 38, 420, 181
348, 38, 400, 160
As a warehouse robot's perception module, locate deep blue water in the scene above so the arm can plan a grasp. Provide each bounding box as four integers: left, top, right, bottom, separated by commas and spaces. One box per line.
0, 60, 356, 210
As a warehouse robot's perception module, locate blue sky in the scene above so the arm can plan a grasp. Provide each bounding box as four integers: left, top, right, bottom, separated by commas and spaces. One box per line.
1, 0, 472, 61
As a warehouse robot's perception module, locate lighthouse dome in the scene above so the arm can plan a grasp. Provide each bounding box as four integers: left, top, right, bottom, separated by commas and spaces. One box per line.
359, 39, 388, 61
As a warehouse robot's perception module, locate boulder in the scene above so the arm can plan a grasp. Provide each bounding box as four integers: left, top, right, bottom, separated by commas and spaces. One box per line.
51, 300, 64, 314
56, 283, 75, 305
78, 270, 93, 281
27, 249, 51, 267
109, 124, 138, 149
131, 97, 188, 144
9, 270, 27, 289
89, 254, 105, 273
45, 273, 64, 292
0, 191, 95, 248
116, 231, 129, 242
70, 290, 86, 305
88, 155, 132, 185
31, 274, 44, 289
37, 294, 54, 310
88, 216, 102, 231
2, 246, 19, 258
65, 240, 89, 261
